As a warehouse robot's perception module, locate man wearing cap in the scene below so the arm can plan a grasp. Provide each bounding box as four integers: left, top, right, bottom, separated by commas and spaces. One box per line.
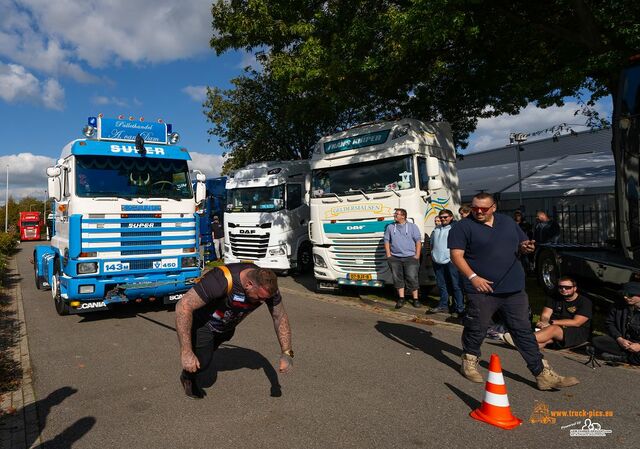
211, 216, 224, 260
591, 282, 640, 365
448, 192, 579, 390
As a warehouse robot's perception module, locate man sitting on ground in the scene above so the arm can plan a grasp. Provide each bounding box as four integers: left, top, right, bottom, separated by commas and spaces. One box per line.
591, 282, 640, 365
502, 276, 592, 349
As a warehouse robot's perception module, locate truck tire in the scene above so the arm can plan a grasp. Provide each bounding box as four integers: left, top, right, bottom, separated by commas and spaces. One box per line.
537, 250, 559, 297
296, 243, 313, 274
52, 260, 69, 316
33, 252, 43, 290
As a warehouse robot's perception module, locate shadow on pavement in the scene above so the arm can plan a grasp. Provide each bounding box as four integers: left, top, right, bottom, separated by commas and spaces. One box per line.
374, 320, 537, 388
444, 382, 481, 411
0, 386, 95, 449
197, 345, 282, 397
34, 416, 96, 449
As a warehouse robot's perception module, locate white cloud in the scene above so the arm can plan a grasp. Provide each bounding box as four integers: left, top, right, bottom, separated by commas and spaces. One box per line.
182, 85, 208, 103
0, 63, 65, 109
466, 99, 612, 152
0, 153, 55, 202
92, 95, 138, 108
188, 152, 226, 178
4, 0, 213, 71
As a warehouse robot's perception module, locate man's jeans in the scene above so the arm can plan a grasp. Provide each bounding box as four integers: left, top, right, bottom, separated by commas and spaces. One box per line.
462, 290, 543, 376
433, 261, 465, 313
387, 256, 420, 291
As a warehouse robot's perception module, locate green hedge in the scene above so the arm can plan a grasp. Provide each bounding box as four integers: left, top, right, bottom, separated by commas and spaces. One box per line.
0, 232, 18, 278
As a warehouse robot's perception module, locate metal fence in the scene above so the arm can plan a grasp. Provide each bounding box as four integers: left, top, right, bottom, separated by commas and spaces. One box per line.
502, 205, 616, 246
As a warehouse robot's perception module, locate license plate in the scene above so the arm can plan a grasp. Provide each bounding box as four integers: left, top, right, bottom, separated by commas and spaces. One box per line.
349, 273, 372, 281
104, 262, 130, 272
240, 260, 254, 264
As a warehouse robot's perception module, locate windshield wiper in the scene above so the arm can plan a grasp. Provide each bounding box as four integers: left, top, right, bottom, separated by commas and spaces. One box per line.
387, 186, 401, 197
324, 192, 343, 202
349, 189, 370, 200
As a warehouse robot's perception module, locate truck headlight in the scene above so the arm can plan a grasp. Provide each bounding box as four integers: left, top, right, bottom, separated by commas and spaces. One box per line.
269, 245, 287, 256
182, 257, 198, 268
78, 285, 95, 294
77, 262, 98, 274
313, 254, 327, 268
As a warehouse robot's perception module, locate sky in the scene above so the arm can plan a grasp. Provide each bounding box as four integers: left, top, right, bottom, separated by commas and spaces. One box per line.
0, 0, 613, 202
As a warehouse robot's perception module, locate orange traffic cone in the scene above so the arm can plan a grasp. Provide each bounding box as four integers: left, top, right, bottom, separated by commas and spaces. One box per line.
470, 353, 522, 430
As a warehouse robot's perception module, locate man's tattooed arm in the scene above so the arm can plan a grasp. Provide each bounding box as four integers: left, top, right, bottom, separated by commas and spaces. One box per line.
175, 289, 207, 372
269, 300, 292, 352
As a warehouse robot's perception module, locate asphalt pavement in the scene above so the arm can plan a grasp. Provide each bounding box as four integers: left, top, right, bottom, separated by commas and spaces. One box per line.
12, 242, 640, 448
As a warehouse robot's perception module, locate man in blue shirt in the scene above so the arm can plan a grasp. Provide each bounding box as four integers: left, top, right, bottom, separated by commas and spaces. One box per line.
384, 208, 422, 309
427, 209, 465, 317
448, 192, 579, 391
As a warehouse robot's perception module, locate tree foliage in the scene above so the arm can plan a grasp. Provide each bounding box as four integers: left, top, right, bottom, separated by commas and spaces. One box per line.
204, 68, 360, 173
207, 0, 640, 156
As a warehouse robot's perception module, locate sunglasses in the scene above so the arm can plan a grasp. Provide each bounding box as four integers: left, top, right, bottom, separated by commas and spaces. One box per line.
471, 205, 494, 213
558, 285, 575, 290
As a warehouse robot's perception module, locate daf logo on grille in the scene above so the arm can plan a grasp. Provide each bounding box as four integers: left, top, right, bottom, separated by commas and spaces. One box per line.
239, 229, 256, 234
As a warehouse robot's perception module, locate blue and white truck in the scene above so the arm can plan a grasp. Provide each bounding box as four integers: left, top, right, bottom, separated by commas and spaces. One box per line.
33, 116, 206, 315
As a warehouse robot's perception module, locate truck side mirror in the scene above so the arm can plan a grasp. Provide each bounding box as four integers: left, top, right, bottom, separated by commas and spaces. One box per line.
304, 192, 310, 205
46, 166, 62, 201
426, 156, 440, 177
428, 179, 443, 191
195, 183, 206, 204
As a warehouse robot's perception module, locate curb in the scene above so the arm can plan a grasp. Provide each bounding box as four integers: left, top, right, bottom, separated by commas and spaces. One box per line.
0, 256, 41, 449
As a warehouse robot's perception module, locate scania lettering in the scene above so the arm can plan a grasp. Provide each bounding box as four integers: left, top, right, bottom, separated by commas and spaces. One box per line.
224, 160, 312, 273
33, 116, 206, 315
309, 119, 461, 292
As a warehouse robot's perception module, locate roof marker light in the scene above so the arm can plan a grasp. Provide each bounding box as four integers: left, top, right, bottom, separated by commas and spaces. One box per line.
140, 116, 145, 122
118, 114, 125, 119
129, 116, 135, 121
157, 118, 164, 124
98, 113, 103, 118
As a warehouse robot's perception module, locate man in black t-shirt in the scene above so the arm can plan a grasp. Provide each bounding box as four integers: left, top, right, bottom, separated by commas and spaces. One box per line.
448, 192, 579, 391
502, 277, 592, 349
175, 263, 293, 399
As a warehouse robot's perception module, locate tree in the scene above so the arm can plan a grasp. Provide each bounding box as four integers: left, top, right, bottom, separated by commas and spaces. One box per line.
209, 0, 639, 148
204, 67, 362, 173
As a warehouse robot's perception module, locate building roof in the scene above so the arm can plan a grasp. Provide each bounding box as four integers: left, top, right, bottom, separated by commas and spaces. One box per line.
457, 128, 614, 199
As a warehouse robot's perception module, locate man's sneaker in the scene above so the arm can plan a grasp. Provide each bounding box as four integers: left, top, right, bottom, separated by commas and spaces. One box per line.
535, 359, 580, 390
499, 332, 517, 348
395, 299, 406, 309
460, 353, 483, 383
599, 352, 628, 364
411, 299, 421, 308
180, 373, 205, 399
425, 306, 448, 314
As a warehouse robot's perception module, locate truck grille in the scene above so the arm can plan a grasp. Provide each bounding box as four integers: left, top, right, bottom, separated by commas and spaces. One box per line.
81, 212, 197, 272
327, 236, 387, 273
230, 232, 270, 259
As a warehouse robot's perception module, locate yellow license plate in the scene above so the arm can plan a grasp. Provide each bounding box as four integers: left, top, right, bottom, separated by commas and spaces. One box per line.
349, 273, 372, 281
240, 260, 254, 264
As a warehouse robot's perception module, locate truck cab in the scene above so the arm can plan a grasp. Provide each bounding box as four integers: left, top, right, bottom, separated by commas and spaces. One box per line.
223, 160, 312, 273
33, 115, 206, 315
19, 211, 42, 241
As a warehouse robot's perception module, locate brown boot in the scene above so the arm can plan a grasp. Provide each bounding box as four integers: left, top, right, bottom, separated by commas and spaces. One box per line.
460, 353, 483, 383
536, 359, 580, 390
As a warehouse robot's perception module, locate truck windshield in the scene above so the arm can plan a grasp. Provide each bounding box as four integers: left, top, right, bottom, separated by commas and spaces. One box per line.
311, 155, 415, 198
226, 185, 285, 212
75, 155, 193, 199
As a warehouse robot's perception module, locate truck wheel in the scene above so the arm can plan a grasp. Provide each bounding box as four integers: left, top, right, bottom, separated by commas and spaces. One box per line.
537, 250, 559, 296
297, 243, 313, 274
33, 252, 43, 290
52, 261, 69, 316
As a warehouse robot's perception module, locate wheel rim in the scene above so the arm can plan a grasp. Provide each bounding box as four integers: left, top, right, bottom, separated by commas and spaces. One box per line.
541, 259, 556, 290
51, 274, 59, 300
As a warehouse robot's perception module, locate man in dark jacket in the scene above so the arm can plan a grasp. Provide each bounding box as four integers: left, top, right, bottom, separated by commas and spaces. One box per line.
592, 282, 640, 365
533, 211, 561, 244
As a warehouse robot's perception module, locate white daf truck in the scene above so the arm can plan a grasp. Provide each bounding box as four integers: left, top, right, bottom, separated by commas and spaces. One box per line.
223, 160, 312, 273
309, 118, 461, 292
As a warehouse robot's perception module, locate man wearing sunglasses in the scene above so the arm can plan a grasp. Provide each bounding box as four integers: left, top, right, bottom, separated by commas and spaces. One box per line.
501, 277, 592, 349
448, 192, 579, 390
591, 282, 640, 365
